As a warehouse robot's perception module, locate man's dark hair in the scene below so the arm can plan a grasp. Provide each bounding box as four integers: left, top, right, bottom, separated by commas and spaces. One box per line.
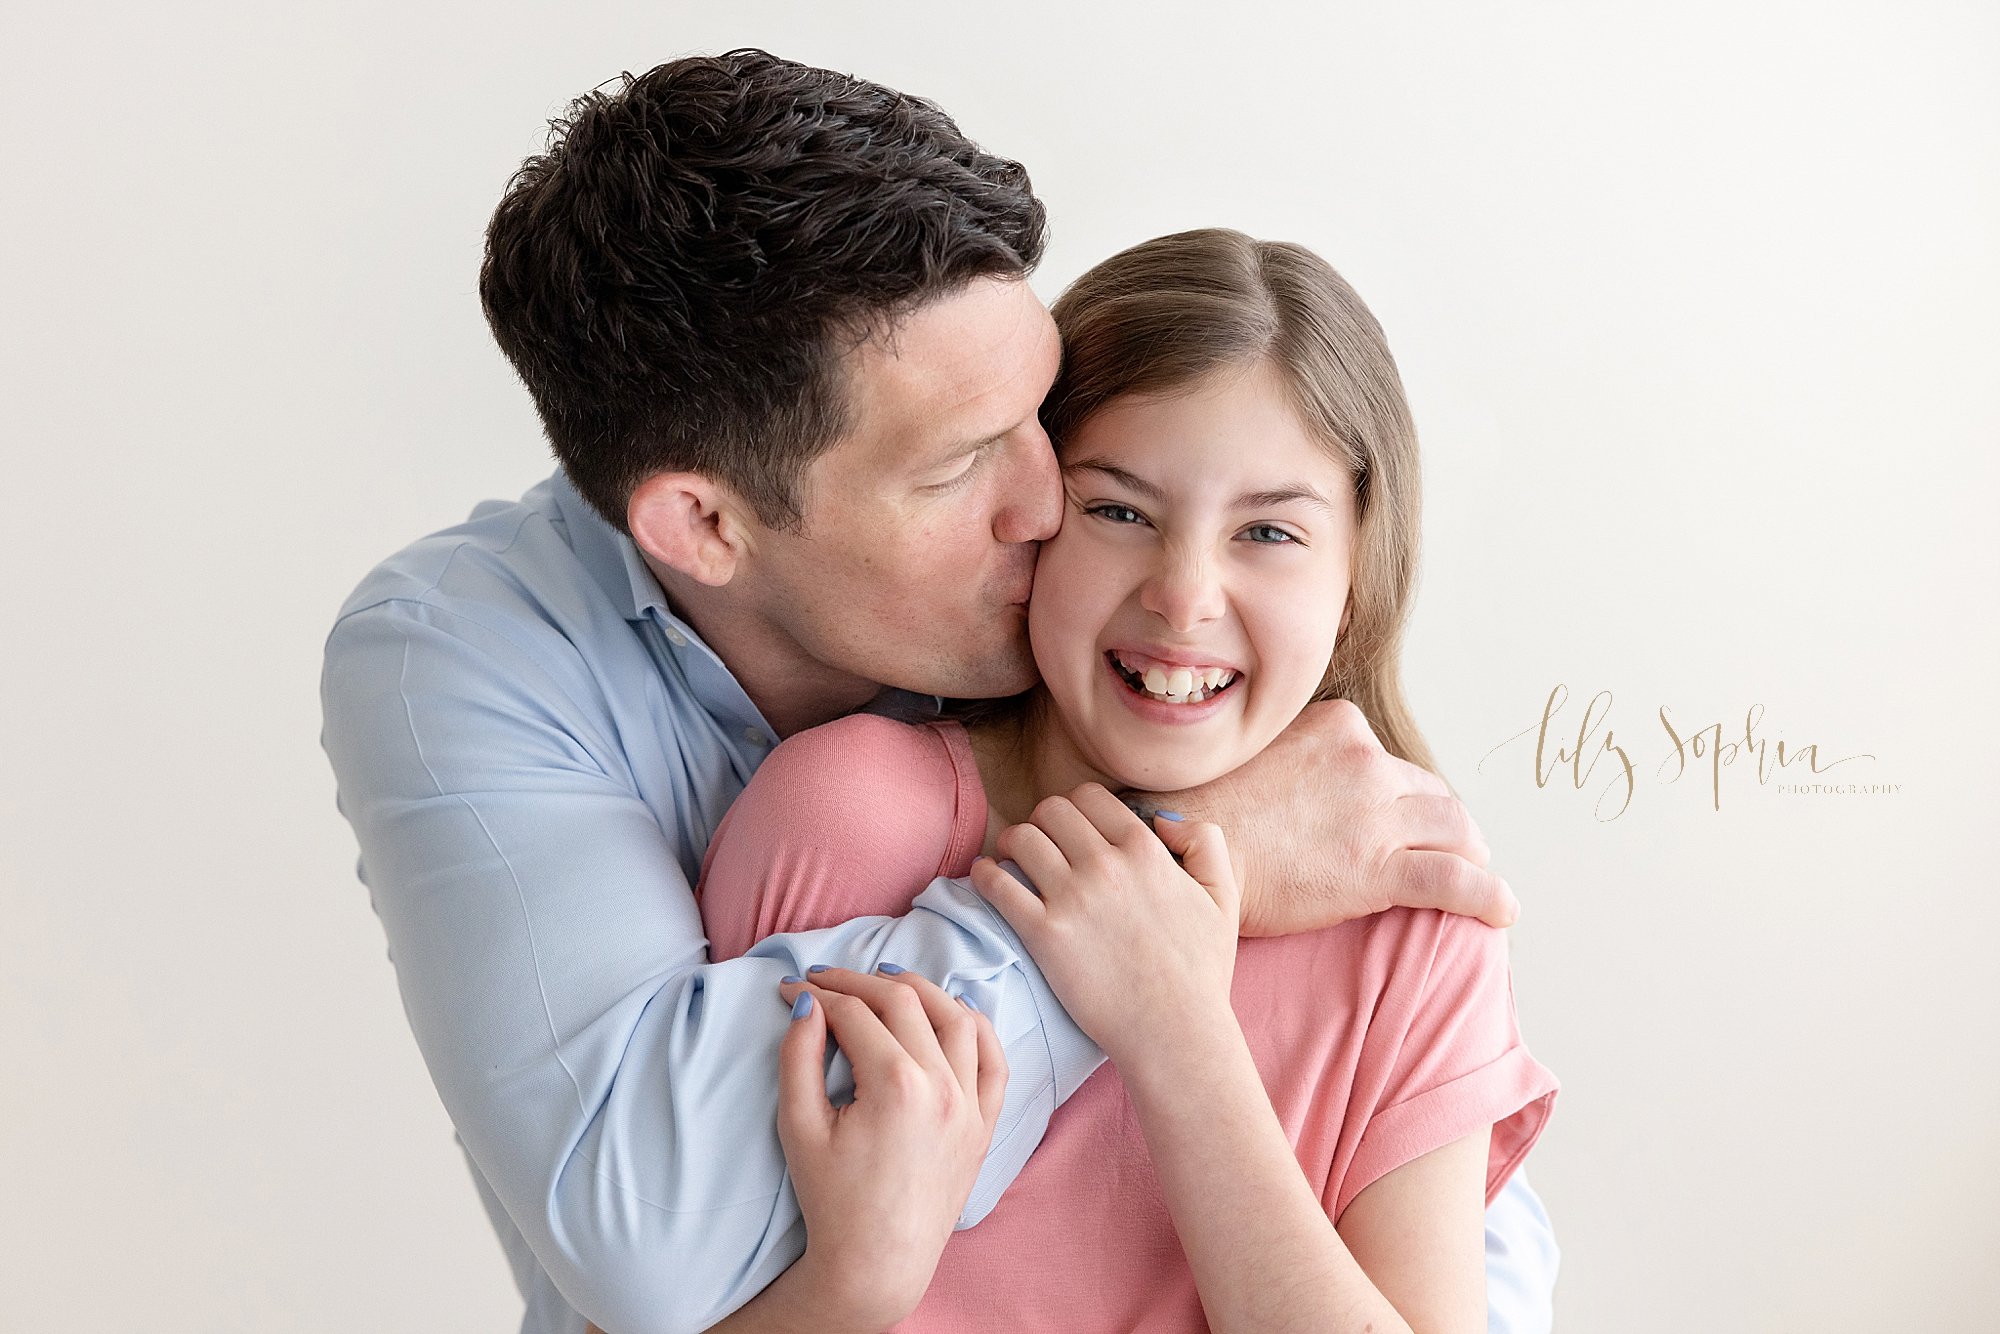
480, 49, 1048, 534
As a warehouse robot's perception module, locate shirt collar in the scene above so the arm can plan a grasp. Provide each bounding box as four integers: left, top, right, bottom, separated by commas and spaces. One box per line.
547, 468, 674, 623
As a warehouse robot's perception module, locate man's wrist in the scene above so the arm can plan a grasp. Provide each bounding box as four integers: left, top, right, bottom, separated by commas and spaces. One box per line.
1231, 840, 1268, 934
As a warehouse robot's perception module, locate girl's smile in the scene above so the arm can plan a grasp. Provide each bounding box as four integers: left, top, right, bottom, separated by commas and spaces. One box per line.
1023, 359, 1360, 794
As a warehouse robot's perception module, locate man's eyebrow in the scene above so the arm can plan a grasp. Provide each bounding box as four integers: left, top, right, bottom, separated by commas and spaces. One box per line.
1066, 458, 1342, 516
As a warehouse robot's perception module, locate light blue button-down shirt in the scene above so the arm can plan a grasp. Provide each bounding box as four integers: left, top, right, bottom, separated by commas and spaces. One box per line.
321, 470, 1556, 1334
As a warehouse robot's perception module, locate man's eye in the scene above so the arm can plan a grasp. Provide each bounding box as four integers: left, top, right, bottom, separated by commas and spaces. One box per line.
926, 457, 979, 492
1242, 524, 1298, 544
1085, 502, 1146, 525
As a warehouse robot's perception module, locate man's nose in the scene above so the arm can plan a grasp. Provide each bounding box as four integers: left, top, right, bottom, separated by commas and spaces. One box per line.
1140, 549, 1226, 633
993, 427, 1062, 544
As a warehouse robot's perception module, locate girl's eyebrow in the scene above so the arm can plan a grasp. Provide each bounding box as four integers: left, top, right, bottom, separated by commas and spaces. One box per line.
1066, 458, 1341, 518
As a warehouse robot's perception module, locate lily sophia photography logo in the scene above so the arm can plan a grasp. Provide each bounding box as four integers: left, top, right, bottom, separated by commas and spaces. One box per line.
1480, 684, 1890, 821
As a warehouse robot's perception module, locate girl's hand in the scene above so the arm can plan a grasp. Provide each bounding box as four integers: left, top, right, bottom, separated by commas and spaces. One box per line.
969, 782, 1241, 1069
769, 966, 1009, 1332
585, 967, 1005, 1334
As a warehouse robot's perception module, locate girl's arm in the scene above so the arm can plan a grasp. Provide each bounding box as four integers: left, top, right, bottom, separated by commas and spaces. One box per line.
968, 785, 1498, 1334
1116, 1012, 1488, 1334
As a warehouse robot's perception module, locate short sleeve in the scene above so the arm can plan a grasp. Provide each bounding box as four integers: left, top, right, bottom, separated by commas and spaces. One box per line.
696, 714, 979, 959
1330, 910, 1559, 1221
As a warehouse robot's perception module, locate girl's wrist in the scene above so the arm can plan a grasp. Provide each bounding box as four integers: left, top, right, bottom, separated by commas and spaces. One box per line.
790, 1244, 913, 1334
1107, 1004, 1251, 1099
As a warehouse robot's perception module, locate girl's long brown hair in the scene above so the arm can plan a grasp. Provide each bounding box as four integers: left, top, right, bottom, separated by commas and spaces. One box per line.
1040, 228, 1441, 779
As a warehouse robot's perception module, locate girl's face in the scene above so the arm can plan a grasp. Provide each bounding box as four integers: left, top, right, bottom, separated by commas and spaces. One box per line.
1028, 360, 1359, 792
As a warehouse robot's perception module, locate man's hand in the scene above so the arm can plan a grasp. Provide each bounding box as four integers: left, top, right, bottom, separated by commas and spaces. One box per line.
1138, 699, 1519, 935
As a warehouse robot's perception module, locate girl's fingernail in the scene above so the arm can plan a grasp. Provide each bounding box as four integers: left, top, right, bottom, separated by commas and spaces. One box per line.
791, 992, 814, 1020
958, 994, 980, 1013
807, 964, 832, 973
779, 974, 803, 985
877, 962, 907, 975
1154, 810, 1185, 822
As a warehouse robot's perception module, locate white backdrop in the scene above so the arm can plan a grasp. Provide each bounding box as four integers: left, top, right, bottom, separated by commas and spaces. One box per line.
3, 2, 1995, 1330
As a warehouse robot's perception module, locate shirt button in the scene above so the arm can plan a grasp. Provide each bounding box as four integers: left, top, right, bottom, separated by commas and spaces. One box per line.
744, 727, 769, 746
664, 627, 687, 647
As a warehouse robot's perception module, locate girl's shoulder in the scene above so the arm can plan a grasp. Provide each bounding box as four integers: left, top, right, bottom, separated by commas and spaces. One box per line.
1242, 904, 1510, 1014
744, 713, 973, 832
765, 711, 946, 768
1350, 904, 1512, 1004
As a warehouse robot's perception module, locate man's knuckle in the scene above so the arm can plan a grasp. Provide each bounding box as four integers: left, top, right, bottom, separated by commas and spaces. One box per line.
1393, 853, 1439, 896
1443, 859, 1482, 902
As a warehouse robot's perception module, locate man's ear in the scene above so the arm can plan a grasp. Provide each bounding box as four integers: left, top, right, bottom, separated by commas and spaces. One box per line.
627, 471, 756, 588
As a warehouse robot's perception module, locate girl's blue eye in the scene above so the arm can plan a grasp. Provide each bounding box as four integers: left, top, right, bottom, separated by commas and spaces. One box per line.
1086, 502, 1147, 525
1243, 524, 1298, 544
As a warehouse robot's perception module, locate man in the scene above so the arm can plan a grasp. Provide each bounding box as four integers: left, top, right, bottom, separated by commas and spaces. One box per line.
321, 49, 1553, 1334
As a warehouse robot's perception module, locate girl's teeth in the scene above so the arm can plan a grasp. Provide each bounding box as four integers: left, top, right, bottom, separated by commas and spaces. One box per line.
1117, 654, 1239, 704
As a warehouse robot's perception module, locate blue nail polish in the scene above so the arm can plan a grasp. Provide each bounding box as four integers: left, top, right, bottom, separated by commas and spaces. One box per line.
877, 962, 907, 975
791, 992, 813, 1020
807, 964, 831, 973
780, 974, 803, 985
1154, 810, 1185, 822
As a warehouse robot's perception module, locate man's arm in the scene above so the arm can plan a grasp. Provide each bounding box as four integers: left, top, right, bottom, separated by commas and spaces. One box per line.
1483, 1170, 1559, 1334
1141, 699, 1518, 935
320, 600, 1101, 1334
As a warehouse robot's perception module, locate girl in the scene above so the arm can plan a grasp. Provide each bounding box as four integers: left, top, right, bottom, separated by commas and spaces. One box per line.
697, 228, 1557, 1332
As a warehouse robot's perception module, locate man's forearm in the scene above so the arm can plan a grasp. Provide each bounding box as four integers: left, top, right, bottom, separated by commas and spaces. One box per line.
740, 872, 1105, 1229
412, 896, 1100, 1334
323, 607, 1103, 1332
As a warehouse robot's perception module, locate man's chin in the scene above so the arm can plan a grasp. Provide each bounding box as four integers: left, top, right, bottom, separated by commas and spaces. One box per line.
883, 646, 1040, 702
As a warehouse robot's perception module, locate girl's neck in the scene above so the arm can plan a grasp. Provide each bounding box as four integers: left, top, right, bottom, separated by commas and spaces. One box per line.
963, 691, 1119, 832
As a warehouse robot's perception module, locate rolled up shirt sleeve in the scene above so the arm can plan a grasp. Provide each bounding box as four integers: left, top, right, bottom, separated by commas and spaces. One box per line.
321, 597, 1102, 1334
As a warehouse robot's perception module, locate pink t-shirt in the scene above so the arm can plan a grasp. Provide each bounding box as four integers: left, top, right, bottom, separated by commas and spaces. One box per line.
697, 714, 1558, 1332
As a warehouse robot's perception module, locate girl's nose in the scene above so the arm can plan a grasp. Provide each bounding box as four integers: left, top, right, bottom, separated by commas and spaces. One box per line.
1140, 551, 1225, 632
